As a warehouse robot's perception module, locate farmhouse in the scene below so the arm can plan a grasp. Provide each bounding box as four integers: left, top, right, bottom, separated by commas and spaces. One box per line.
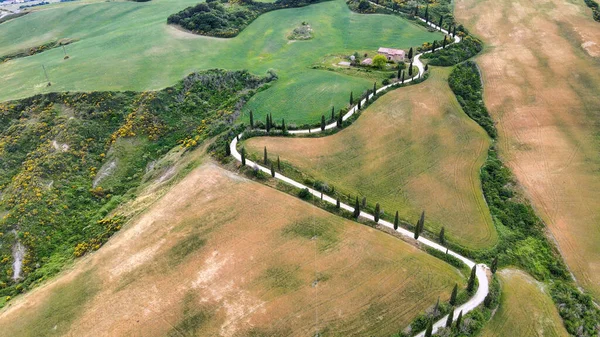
378, 47, 405, 62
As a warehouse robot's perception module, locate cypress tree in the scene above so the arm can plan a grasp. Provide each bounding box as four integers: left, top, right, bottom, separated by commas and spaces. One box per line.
282, 118, 287, 133
362, 197, 367, 208
452, 26, 456, 37
264, 146, 268, 164
353, 197, 360, 218
424, 5, 429, 23
266, 114, 271, 132
358, 98, 362, 110
445, 307, 454, 327
413, 220, 420, 239
418, 211, 425, 233
373, 82, 377, 94
241, 147, 246, 166
336, 197, 341, 209
449, 283, 458, 305
397, 67, 401, 79
439, 227, 445, 245
271, 163, 275, 177
442, 35, 447, 49
249, 110, 254, 128
225, 142, 231, 156
401, 72, 405, 84
484, 292, 493, 308
409, 62, 413, 76
321, 115, 326, 131
331, 106, 335, 120
491, 256, 498, 274
270, 113, 273, 128
337, 111, 343, 128
394, 211, 399, 230
467, 265, 477, 293
414, 4, 418, 16
456, 310, 463, 329
438, 15, 443, 30
425, 64, 429, 71
408, 47, 413, 60
424, 321, 433, 337
350, 91, 353, 105
374, 203, 380, 222
277, 155, 281, 171
432, 40, 437, 52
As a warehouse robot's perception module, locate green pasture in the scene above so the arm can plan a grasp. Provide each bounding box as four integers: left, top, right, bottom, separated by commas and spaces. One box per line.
0, 0, 442, 123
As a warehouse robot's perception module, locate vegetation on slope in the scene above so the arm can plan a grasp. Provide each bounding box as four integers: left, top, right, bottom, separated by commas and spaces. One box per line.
167, 0, 327, 37
0, 69, 272, 306
0, 39, 75, 63
448, 61, 600, 336
421, 35, 483, 66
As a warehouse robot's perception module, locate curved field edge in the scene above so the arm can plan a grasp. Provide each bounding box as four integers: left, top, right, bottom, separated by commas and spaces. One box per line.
0, 161, 466, 337
480, 269, 569, 337
243, 67, 497, 250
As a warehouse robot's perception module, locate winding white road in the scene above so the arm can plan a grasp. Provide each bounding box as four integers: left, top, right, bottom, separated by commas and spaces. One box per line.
229, 17, 487, 337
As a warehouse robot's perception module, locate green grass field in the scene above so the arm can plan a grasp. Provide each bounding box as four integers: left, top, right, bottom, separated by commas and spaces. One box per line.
0, 0, 442, 124
481, 270, 569, 337
244, 68, 497, 249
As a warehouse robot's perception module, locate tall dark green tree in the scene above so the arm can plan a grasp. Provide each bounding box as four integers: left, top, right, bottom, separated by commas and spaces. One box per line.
397, 67, 401, 79
353, 196, 360, 218
337, 111, 343, 128
467, 265, 477, 293
401, 72, 405, 83
432, 40, 437, 52
264, 146, 268, 164
277, 155, 281, 171
455, 310, 463, 329
424, 4, 429, 23
362, 197, 367, 208
409, 61, 414, 76
282, 118, 287, 133
424, 64, 429, 71
452, 25, 456, 37
438, 15, 443, 30
358, 98, 362, 110
439, 227, 445, 245
321, 115, 326, 131
373, 82, 377, 94
249, 110, 254, 128
445, 306, 454, 327
225, 142, 231, 156
414, 4, 418, 16
424, 321, 433, 337
241, 147, 246, 166
374, 203, 380, 222
336, 197, 341, 209
266, 114, 271, 132
408, 47, 413, 60
442, 35, 447, 49
413, 220, 420, 239
331, 106, 335, 120
270, 163, 275, 177
394, 211, 399, 230
491, 256, 498, 274
449, 283, 458, 305
350, 91, 353, 105
418, 211, 425, 234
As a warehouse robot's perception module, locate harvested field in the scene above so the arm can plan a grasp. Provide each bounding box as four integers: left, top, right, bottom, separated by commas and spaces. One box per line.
245, 68, 497, 249
481, 269, 569, 337
456, 0, 600, 298
0, 162, 464, 336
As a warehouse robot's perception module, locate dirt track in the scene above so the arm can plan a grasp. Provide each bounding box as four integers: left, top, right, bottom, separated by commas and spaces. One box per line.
456, 0, 600, 299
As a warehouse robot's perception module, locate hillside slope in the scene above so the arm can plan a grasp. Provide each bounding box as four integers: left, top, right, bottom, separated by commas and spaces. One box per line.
0, 161, 465, 336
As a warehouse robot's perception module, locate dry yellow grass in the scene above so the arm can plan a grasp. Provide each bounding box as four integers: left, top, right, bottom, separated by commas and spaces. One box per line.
456, 0, 600, 299
481, 269, 569, 337
0, 161, 464, 336
245, 68, 496, 249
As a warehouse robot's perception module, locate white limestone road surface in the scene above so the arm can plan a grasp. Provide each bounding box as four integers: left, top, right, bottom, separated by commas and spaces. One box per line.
229, 18, 484, 337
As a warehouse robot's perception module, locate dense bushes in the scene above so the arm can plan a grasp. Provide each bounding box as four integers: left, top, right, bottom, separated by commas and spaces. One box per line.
167, 0, 327, 37
421, 35, 483, 66
0, 69, 272, 306
550, 281, 600, 336
584, 0, 600, 21
448, 61, 496, 139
